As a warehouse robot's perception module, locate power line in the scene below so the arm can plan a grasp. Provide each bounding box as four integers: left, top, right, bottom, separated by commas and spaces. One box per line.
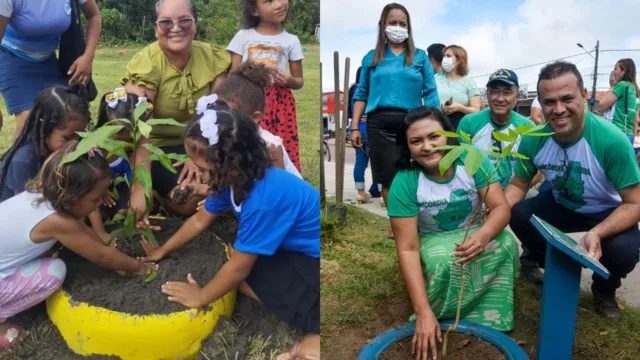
600, 49, 640, 52
471, 52, 594, 79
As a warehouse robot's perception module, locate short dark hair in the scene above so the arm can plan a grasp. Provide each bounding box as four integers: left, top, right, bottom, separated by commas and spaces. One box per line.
184, 107, 270, 203
154, 0, 198, 22
27, 141, 111, 214
537, 61, 584, 96
97, 92, 152, 128
396, 106, 459, 170
242, 0, 291, 28
427, 43, 445, 64
216, 61, 272, 116
0, 83, 90, 195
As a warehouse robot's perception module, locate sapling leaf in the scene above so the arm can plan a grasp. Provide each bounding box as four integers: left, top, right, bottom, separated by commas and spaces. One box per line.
137, 121, 152, 138
76, 131, 91, 138
62, 125, 125, 164
524, 123, 547, 134
134, 102, 150, 120
501, 143, 515, 157
101, 118, 134, 130
107, 228, 127, 246
486, 150, 504, 159
134, 165, 152, 201
508, 128, 517, 141
461, 145, 483, 176
491, 131, 511, 142
459, 130, 472, 144
431, 145, 459, 151
124, 211, 137, 238
436, 130, 460, 138
111, 186, 120, 201
489, 145, 501, 152
516, 125, 533, 134
166, 153, 190, 163
524, 132, 554, 137
146, 118, 185, 127
113, 175, 128, 187
518, 158, 530, 177
439, 146, 464, 175
105, 213, 127, 226
511, 151, 529, 160
144, 269, 158, 283
143, 154, 176, 174
138, 228, 158, 247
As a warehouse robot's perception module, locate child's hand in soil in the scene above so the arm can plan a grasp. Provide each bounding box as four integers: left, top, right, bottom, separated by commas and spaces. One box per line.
414, 309, 442, 360
141, 235, 166, 262
116, 258, 158, 277
161, 273, 205, 308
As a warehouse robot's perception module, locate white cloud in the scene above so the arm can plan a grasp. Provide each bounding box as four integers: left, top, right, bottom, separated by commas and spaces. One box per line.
320, 0, 640, 92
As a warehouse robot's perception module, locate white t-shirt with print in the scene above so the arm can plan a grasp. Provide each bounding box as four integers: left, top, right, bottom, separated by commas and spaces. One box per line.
516, 112, 640, 214
259, 128, 301, 179
388, 151, 499, 234
227, 29, 304, 71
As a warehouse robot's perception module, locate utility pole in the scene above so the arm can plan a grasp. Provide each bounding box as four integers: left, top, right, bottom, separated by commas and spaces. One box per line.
591, 41, 600, 112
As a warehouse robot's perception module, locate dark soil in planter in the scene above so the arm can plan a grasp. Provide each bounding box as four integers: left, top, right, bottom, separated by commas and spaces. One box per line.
380, 332, 506, 360
60, 213, 238, 315
171, 187, 192, 205
1, 212, 300, 360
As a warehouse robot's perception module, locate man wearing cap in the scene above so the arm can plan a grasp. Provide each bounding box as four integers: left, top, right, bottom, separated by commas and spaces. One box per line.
457, 69, 535, 189
506, 61, 640, 320
427, 43, 446, 76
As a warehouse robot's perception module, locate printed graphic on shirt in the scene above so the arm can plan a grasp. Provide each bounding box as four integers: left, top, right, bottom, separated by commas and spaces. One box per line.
432, 189, 473, 231
551, 161, 587, 211
247, 44, 282, 66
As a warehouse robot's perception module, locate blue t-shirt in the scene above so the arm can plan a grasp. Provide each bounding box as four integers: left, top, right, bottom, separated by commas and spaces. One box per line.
353, 47, 439, 114
204, 167, 320, 258
109, 157, 132, 183
0, 142, 42, 202
0, 0, 88, 62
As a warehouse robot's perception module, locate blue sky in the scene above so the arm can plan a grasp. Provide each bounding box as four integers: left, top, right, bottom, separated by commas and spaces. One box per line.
320, 0, 640, 92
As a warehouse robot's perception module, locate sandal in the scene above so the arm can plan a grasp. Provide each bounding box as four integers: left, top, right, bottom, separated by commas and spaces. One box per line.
356, 193, 372, 204
0, 323, 27, 349
276, 342, 320, 360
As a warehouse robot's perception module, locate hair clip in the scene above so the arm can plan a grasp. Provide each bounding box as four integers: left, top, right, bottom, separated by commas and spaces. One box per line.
136, 96, 154, 112
196, 94, 219, 115
106, 87, 128, 109
199, 110, 219, 146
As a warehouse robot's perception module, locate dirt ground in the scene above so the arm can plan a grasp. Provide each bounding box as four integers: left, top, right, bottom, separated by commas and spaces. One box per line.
0, 213, 300, 360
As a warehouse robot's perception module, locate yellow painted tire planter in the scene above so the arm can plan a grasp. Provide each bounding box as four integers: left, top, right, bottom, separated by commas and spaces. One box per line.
45, 244, 236, 360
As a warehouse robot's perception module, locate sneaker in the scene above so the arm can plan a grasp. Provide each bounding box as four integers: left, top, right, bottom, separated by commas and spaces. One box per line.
592, 285, 621, 320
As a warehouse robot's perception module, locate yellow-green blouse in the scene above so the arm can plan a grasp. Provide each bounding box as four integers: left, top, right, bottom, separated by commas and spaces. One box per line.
122, 41, 231, 147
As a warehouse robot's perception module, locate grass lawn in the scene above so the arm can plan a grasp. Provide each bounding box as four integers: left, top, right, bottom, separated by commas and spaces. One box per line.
321, 205, 640, 359
0, 44, 320, 360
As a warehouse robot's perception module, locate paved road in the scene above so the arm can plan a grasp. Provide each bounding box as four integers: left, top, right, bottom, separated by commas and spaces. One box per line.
322, 139, 640, 306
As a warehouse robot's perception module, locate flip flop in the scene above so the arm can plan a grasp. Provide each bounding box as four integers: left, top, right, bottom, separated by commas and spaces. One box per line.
276, 342, 320, 360
0, 324, 27, 349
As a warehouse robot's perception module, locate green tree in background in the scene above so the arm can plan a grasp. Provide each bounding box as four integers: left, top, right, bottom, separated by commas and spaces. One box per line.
96, 0, 319, 46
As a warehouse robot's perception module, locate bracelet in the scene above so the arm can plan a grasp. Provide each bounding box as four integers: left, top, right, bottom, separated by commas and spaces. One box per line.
351, 129, 360, 132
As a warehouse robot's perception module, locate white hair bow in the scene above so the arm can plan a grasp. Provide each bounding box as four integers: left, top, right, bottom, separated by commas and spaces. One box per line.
106, 87, 127, 109
199, 110, 219, 146
196, 94, 219, 115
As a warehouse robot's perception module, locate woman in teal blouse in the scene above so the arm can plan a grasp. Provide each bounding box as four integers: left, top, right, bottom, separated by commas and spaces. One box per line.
350, 3, 439, 237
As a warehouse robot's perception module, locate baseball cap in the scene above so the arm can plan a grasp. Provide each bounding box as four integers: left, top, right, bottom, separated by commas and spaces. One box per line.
486, 69, 519, 87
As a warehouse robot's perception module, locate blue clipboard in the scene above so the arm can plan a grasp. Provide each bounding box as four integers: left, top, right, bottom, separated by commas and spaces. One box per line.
530, 215, 610, 279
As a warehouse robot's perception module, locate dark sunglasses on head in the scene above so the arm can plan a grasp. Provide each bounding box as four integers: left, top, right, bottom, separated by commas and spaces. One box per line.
156, 18, 195, 31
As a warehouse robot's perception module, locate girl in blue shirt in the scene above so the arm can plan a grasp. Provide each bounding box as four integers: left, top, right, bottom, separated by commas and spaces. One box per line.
141, 107, 320, 360
351, 3, 439, 238
0, 0, 101, 141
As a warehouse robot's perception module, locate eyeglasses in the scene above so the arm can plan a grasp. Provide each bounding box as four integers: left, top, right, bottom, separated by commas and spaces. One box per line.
156, 18, 195, 31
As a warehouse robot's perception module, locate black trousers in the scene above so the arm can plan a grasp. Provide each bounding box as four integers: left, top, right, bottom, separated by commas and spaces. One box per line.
510, 190, 640, 294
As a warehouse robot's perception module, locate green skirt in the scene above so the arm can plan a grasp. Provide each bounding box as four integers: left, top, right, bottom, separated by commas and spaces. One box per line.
411, 227, 519, 331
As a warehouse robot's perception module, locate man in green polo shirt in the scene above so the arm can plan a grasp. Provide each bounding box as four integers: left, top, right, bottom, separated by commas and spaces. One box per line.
505, 61, 640, 320
457, 69, 535, 189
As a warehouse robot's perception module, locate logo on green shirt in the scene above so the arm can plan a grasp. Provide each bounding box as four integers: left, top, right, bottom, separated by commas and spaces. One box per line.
552, 161, 587, 210
434, 189, 473, 231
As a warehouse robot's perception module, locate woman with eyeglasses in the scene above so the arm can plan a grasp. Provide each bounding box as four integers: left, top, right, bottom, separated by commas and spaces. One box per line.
123, 0, 231, 218
0, 0, 101, 142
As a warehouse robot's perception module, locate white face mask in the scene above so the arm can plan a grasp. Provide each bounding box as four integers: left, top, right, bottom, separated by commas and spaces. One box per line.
385, 26, 409, 44
442, 57, 456, 73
